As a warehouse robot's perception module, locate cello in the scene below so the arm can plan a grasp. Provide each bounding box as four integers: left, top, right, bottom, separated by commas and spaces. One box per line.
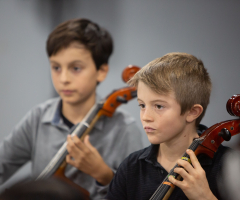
36, 65, 140, 199
149, 94, 240, 200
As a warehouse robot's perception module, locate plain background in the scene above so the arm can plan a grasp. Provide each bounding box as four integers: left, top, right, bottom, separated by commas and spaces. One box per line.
0, 0, 240, 190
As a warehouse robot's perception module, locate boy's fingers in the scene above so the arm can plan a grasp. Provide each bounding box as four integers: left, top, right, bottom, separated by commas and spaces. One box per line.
71, 135, 86, 151
177, 158, 194, 175
174, 166, 190, 181
67, 135, 77, 149
168, 175, 181, 187
66, 154, 73, 164
84, 135, 95, 151
66, 139, 79, 156
66, 154, 79, 169
186, 149, 201, 169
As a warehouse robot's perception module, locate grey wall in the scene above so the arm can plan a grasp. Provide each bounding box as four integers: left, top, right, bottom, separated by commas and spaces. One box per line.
0, 0, 240, 188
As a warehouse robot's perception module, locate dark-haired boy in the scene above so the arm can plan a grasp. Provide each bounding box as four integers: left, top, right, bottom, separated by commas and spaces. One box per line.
106, 53, 229, 200
0, 19, 143, 199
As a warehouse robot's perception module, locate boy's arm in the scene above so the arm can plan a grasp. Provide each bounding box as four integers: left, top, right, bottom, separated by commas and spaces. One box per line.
168, 149, 217, 200
0, 110, 33, 184
105, 157, 128, 200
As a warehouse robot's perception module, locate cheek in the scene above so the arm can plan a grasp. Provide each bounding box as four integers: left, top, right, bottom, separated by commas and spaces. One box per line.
76, 74, 97, 90
156, 114, 178, 130
51, 74, 59, 87
160, 115, 185, 133
83, 70, 98, 81
139, 110, 144, 122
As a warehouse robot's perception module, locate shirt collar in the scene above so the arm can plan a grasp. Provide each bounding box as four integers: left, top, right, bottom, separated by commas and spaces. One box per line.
139, 143, 212, 166
41, 97, 62, 124
139, 144, 161, 167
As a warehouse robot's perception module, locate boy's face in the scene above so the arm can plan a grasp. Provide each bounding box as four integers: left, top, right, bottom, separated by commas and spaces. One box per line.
49, 42, 107, 106
137, 81, 189, 145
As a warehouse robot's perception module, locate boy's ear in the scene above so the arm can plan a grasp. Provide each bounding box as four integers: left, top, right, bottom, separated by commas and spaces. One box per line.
97, 64, 109, 83
186, 104, 203, 123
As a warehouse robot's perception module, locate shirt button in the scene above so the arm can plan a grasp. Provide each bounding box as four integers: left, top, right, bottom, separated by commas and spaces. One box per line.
161, 170, 164, 174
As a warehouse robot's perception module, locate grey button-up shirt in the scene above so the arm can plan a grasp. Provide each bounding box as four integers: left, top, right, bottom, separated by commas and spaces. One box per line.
0, 97, 144, 199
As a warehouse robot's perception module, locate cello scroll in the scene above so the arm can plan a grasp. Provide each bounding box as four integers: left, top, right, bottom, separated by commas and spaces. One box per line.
122, 65, 141, 83
226, 94, 240, 117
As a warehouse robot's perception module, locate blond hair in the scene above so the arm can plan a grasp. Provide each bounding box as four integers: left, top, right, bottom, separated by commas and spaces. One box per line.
128, 52, 212, 126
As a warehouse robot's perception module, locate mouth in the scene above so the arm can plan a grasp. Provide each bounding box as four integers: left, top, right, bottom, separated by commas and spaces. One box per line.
144, 126, 156, 133
61, 90, 75, 96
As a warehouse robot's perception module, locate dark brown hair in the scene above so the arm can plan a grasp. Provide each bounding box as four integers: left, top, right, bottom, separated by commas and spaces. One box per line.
0, 178, 85, 200
47, 18, 113, 70
128, 52, 212, 126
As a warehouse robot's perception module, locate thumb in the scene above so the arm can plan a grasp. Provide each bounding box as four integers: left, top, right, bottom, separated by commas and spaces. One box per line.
84, 135, 95, 150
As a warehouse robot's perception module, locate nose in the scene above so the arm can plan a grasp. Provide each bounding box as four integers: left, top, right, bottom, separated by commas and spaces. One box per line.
60, 69, 70, 84
141, 107, 154, 122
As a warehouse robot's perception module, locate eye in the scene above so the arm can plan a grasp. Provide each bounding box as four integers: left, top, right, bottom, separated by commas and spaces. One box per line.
155, 104, 163, 110
52, 66, 61, 72
72, 66, 81, 72
138, 104, 145, 109
70, 64, 83, 73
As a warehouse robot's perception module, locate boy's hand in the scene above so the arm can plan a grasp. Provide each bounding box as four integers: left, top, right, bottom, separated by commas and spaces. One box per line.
66, 135, 113, 185
168, 149, 217, 200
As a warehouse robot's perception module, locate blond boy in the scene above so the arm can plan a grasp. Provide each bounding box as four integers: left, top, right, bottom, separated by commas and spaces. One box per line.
106, 53, 229, 200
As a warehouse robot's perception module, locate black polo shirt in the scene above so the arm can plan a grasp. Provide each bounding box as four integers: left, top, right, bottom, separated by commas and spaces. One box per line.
106, 144, 229, 200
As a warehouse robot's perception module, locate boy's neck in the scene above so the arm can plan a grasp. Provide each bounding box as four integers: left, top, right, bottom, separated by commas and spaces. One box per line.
61, 93, 96, 125
157, 124, 199, 172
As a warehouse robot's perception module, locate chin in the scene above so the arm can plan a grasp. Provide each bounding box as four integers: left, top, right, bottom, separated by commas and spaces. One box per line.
61, 97, 80, 105
149, 141, 161, 145
147, 135, 161, 145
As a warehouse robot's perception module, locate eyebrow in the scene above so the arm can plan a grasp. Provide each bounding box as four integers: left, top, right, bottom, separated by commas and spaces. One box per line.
50, 60, 85, 65
49, 60, 58, 64
137, 98, 167, 103
151, 100, 167, 103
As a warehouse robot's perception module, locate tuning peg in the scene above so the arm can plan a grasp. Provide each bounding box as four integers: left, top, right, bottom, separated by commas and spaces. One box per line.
218, 128, 232, 141
116, 96, 128, 103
